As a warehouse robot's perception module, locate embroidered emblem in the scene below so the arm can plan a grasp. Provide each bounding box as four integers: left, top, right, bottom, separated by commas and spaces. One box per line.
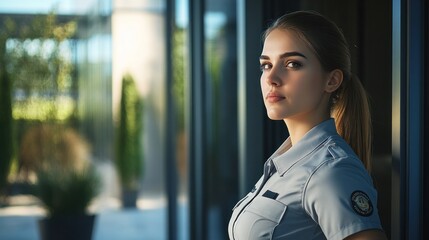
351, 190, 373, 216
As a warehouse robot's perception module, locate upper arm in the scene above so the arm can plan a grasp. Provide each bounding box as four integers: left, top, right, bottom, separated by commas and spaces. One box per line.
303, 158, 383, 240
344, 229, 387, 240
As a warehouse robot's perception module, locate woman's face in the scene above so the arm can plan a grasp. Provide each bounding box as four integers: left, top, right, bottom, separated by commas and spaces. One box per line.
260, 29, 330, 121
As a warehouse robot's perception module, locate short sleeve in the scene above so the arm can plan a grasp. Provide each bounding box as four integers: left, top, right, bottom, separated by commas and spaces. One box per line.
302, 156, 383, 240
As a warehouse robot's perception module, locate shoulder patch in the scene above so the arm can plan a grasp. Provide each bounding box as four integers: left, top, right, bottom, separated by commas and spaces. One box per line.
350, 190, 373, 216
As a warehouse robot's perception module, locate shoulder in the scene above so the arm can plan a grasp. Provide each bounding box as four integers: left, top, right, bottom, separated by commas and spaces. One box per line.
301, 137, 382, 239
300, 135, 365, 176
324, 135, 359, 160
306, 136, 373, 194
302, 135, 376, 216
311, 135, 365, 172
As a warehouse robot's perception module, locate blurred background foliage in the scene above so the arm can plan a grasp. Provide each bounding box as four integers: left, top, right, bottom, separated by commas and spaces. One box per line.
0, 18, 13, 199
5, 12, 77, 121
0, 11, 79, 199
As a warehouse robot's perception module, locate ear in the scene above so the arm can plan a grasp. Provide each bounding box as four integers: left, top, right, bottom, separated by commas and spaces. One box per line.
325, 69, 343, 93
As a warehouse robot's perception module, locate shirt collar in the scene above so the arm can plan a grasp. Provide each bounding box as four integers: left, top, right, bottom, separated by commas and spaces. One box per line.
271, 118, 338, 176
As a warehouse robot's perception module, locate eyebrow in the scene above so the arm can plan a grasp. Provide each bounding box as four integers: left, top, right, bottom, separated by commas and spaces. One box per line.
259, 51, 307, 60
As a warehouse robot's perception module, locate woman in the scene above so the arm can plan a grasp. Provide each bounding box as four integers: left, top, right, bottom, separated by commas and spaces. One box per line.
228, 11, 386, 240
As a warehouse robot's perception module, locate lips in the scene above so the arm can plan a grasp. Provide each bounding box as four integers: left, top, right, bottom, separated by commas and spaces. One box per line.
266, 92, 285, 103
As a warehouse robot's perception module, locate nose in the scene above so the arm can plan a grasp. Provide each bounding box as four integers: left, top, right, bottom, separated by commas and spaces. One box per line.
264, 66, 282, 86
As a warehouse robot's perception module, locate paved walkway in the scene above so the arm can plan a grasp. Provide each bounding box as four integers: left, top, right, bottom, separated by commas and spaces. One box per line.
0, 209, 167, 240
0, 196, 172, 240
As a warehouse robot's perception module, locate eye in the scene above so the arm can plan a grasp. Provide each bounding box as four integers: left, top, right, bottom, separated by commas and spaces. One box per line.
260, 62, 272, 72
286, 61, 302, 69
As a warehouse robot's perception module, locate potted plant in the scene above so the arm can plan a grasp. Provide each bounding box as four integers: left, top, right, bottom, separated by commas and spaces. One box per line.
115, 74, 144, 208
35, 165, 100, 240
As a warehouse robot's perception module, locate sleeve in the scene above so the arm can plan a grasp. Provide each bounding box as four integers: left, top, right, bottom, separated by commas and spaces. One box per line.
302, 156, 383, 240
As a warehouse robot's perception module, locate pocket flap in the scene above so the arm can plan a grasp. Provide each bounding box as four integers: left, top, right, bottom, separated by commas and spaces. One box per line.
246, 196, 287, 223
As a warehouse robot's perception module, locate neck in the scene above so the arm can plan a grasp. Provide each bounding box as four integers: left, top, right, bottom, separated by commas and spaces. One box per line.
284, 113, 330, 146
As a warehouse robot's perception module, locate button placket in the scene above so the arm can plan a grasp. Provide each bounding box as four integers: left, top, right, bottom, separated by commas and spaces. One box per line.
232, 159, 276, 240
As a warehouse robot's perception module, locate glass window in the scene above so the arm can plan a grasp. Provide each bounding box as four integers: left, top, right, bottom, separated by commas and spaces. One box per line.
173, 0, 190, 239
204, 0, 238, 239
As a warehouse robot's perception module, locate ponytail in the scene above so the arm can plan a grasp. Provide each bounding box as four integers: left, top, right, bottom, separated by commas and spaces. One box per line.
331, 74, 372, 171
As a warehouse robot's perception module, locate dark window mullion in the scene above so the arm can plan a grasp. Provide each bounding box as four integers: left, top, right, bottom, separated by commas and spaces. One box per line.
188, 0, 207, 239
406, 0, 425, 239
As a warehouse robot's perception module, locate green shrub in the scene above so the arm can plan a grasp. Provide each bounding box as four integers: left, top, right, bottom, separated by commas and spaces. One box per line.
35, 166, 100, 217
115, 74, 144, 190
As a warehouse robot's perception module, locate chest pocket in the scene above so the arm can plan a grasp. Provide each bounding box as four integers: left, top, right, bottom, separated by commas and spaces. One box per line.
234, 196, 287, 240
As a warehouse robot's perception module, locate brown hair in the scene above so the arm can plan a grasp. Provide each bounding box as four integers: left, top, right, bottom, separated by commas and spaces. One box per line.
264, 11, 372, 170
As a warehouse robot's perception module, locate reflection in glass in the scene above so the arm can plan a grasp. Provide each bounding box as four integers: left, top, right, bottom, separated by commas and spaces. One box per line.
204, 1, 238, 239
174, 0, 189, 239
0, 0, 167, 239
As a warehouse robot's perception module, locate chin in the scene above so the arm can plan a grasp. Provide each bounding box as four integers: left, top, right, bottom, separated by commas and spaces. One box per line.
266, 112, 286, 120
268, 116, 285, 121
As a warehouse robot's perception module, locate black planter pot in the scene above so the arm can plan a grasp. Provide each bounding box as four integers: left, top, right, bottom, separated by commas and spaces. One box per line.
38, 214, 96, 240
121, 189, 138, 208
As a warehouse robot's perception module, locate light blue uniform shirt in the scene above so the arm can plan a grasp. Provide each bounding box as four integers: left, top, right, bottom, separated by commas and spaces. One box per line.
228, 119, 383, 240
